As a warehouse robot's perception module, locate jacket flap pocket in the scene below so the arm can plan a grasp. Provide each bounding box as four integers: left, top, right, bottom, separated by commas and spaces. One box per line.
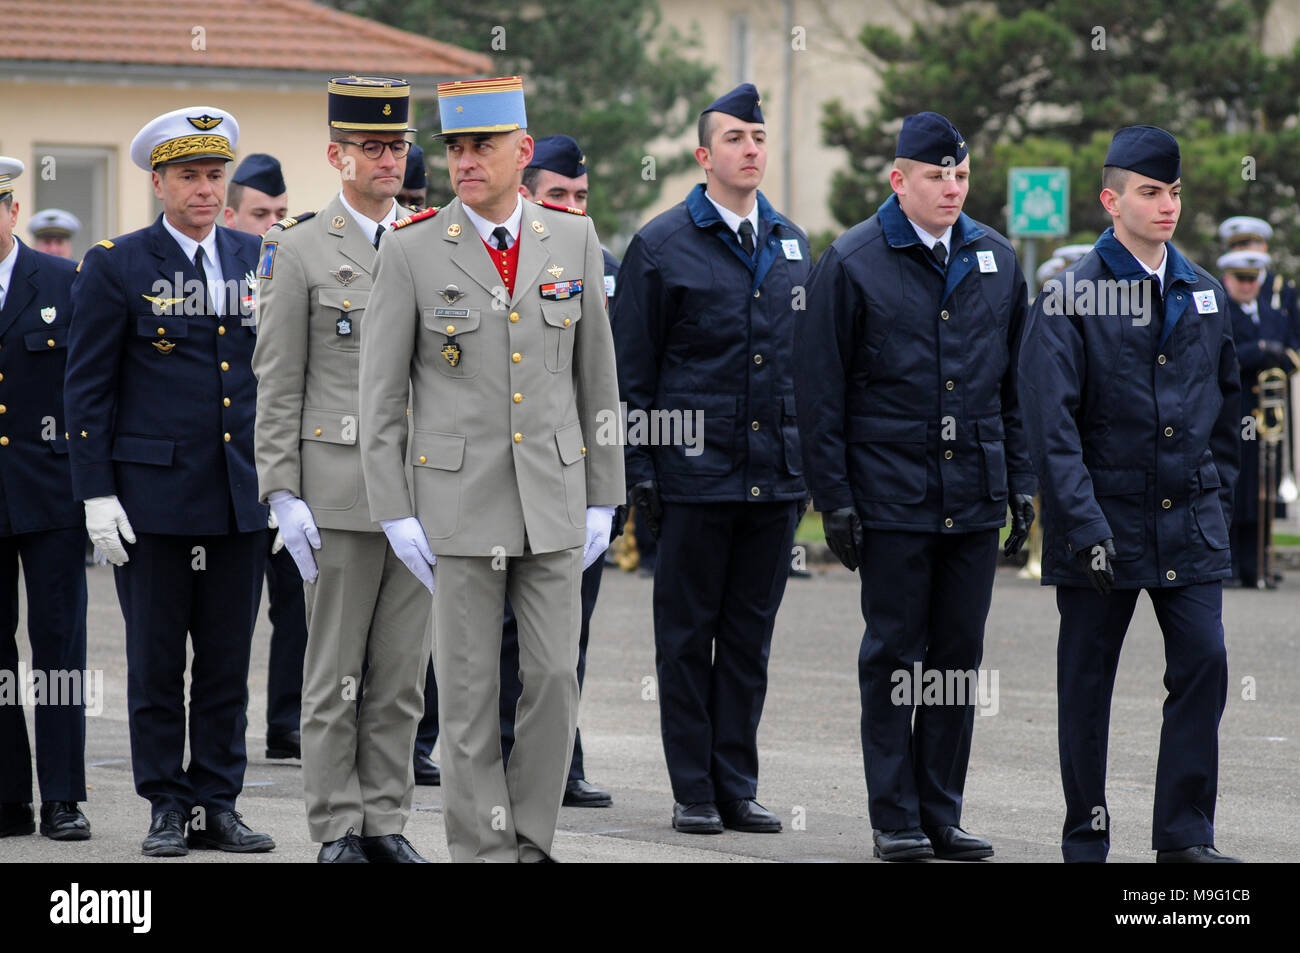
25, 327, 69, 350
555, 422, 586, 466
976, 416, 1005, 440
422, 306, 480, 335
1198, 462, 1222, 490
412, 430, 466, 471
1091, 468, 1146, 496
301, 408, 359, 445
111, 435, 174, 466
540, 298, 582, 329
318, 288, 370, 312
846, 416, 928, 443
134, 317, 189, 340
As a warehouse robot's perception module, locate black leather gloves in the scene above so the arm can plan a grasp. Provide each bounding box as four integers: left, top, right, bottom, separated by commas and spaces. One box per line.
1003, 493, 1036, 557
627, 481, 662, 539
1077, 538, 1117, 594
823, 506, 864, 572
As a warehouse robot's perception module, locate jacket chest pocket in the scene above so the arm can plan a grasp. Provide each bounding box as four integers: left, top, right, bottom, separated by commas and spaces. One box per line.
540, 298, 582, 372
423, 306, 481, 379
134, 315, 189, 356
318, 288, 367, 351
25, 326, 70, 353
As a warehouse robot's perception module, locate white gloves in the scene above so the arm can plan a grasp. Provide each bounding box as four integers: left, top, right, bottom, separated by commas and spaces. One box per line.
267, 506, 285, 554
85, 495, 136, 566
268, 490, 321, 583
381, 516, 436, 594
582, 505, 616, 571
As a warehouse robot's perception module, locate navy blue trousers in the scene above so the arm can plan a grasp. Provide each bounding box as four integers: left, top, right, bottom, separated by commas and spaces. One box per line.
0, 527, 88, 803
857, 529, 998, 830
1056, 582, 1227, 862
654, 501, 798, 804
414, 657, 438, 761
115, 531, 265, 815
264, 539, 308, 735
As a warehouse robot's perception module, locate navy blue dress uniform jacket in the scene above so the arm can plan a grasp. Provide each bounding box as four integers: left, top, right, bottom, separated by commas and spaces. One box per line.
795, 194, 1034, 530
0, 241, 81, 533
1019, 228, 1241, 589
65, 217, 267, 534
613, 185, 810, 502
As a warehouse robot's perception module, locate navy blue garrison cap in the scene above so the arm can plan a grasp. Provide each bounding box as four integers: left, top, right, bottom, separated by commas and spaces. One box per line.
403, 143, 427, 191
1104, 125, 1180, 183
232, 153, 285, 196
701, 83, 764, 124
896, 112, 968, 166
528, 135, 586, 179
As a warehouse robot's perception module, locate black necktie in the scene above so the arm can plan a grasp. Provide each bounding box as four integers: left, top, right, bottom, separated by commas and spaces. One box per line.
373, 223, 385, 249
492, 226, 511, 251
738, 220, 755, 257
194, 247, 213, 314
932, 242, 947, 267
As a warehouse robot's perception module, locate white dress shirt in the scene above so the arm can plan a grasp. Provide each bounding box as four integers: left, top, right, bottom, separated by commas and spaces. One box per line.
908, 218, 953, 261
339, 191, 399, 245
462, 194, 523, 249
161, 216, 225, 316
705, 191, 759, 246
0, 240, 18, 311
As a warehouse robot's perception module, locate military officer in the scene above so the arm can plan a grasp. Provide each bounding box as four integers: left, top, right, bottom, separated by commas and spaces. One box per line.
0, 159, 91, 841
222, 152, 308, 760
360, 75, 624, 863
65, 106, 275, 858
398, 142, 429, 211
1021, 126, 1241, 863
795, 112, 1034, 862
1216, 247, 1299, 587
614, 85, 809, 836
498, 133, 620, 809
26, 209, 80, 260
253, 77, 432, 864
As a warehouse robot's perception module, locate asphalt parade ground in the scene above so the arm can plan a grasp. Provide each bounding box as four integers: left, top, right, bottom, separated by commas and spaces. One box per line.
3, 560, 1297, 866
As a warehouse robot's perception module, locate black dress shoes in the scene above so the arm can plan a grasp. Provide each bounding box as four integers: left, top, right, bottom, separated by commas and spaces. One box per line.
266, 729, 301, 759
141, 811, 188, 857
413, 755, 441, 786
0, 802, 35, 837
925, 825, 993, 860
40, 802, 91, 841
361, 833, 430, 863
563, 778, 612, 808
872, 827, 935, 861
672, 801, 724, 834
1157, 845, 1242, 863
318, 828, 368, 863
719, 798, 782, 833
187, 810, 275, 853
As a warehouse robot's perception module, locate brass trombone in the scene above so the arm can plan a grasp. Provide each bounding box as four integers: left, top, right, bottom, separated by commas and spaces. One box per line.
1254, 354, 1299, 587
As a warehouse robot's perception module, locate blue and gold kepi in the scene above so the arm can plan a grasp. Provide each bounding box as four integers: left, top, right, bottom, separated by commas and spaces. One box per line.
328, 76, 414, 132
1104, 125, 1180, 184
129, 106, 239, 170
701, 83, 763, 124
528, 135, 585, 178
0, 156, 23, 198
434, 76, 527, 139
896, 112, 967, 166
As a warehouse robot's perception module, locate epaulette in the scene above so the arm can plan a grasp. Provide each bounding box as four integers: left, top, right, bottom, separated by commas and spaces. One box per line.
272, 211, 316, 230
392, 206, 440, 229
76, 238, 115, 272
538, 200, 585, 216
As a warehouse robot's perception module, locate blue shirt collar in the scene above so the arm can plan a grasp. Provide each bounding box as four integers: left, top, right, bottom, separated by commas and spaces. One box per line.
1093, 226, 1198, 288
686, 183, 785, 232
877, 193, 983, 251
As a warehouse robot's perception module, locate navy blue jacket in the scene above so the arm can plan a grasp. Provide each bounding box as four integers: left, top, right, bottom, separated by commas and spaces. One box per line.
1019, 228, 1240, 589
0, 240, 81, 534
613, 185, 810, 503
794, 195, 1033, 531
65, 216, 267, 535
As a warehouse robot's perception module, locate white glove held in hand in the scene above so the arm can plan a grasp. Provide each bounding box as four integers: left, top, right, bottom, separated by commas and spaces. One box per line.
582, 505, 616, 571
85, 495, 136, 566
268, 490, 321, 583
381, 517, 437, 594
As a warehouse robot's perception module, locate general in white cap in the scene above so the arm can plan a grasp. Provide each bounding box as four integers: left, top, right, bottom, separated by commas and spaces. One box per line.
129, 106, 239, 171
28, 208, 82, 259
0, 156, 23, 198
1218, 215, 1272, 248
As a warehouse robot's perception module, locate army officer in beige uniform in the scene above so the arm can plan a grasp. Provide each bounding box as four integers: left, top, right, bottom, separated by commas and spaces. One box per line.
360, 76, 624, 863
252, 76, 430, 864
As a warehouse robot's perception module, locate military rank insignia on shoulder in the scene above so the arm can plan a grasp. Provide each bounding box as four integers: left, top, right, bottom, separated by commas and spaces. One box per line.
76, 238, 115, 272
392, 206, 440, 229
272, 210, 317, 230
538, 200, 585, 216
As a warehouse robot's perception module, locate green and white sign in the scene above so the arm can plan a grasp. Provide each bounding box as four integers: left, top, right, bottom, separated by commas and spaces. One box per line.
1008, 167, 1069, 238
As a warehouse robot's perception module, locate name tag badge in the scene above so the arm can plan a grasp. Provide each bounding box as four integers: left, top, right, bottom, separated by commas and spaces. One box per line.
1193, 290, 1218, 314
976, 250, 998, 273
781, 239, 803, 261
604, 274, 616, 298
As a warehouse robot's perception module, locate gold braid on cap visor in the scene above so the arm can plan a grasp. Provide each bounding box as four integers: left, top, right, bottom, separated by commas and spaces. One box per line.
150, 135, 234, 167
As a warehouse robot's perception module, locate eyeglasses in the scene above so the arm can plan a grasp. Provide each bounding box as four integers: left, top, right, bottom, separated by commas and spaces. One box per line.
336, 139, 411, 159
